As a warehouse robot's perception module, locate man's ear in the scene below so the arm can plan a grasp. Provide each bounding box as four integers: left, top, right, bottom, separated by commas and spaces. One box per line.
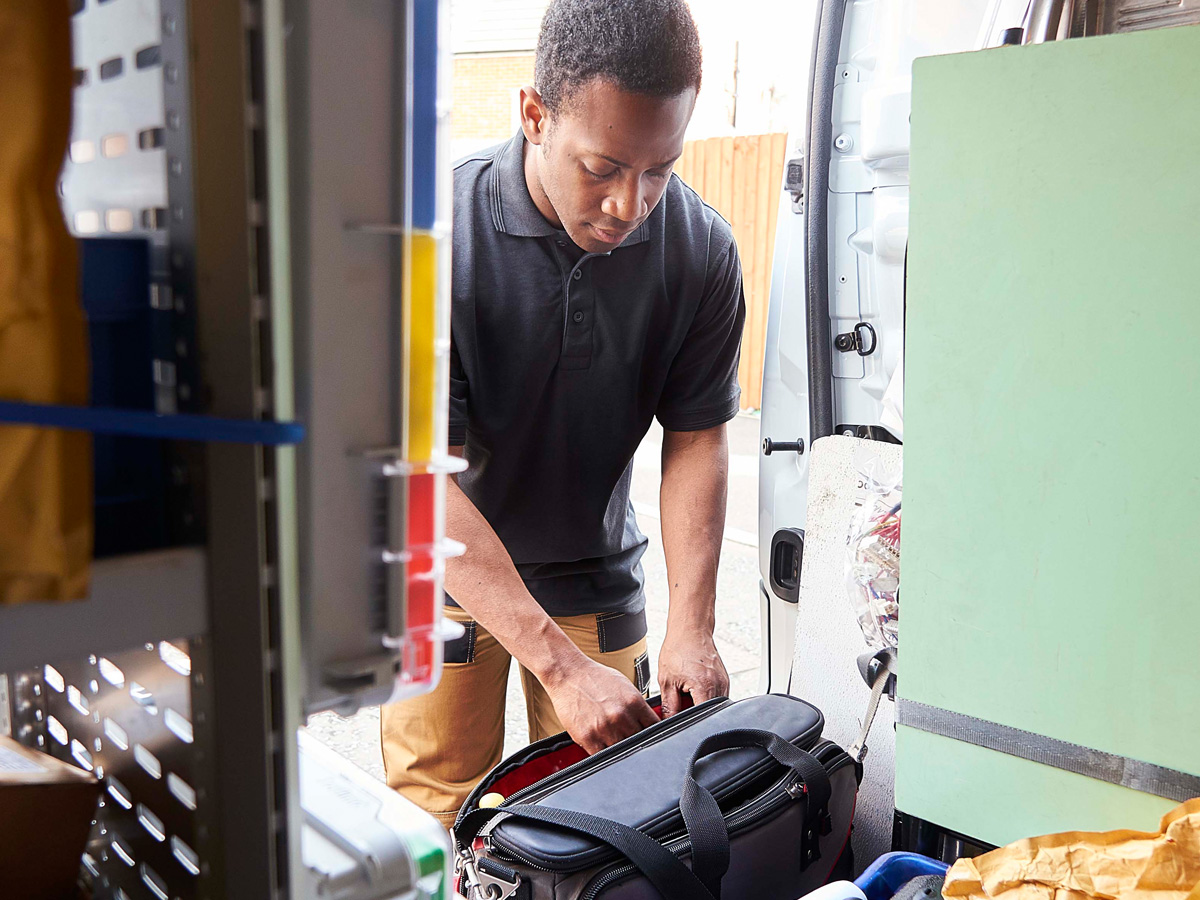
520, 86, 550, 147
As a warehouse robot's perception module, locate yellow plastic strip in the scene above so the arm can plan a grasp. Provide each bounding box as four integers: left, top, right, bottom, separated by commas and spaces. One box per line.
402, 230, 439, 463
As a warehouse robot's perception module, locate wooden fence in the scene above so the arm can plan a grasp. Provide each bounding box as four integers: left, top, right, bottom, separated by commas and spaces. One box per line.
675, 133, 788, 411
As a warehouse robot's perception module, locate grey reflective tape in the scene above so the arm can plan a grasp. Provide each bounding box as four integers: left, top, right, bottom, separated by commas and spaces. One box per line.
896, 699, 1200, 803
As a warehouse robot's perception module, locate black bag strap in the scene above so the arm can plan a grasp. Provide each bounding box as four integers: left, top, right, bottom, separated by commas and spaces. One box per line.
455, 803, 716, 900
681, 728, 833, 897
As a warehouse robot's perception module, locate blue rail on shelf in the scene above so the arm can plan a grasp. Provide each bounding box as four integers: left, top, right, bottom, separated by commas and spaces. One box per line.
0, 401, 305, 446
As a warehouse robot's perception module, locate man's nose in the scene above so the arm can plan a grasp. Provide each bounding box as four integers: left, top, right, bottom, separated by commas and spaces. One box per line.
601, 175, 644, 224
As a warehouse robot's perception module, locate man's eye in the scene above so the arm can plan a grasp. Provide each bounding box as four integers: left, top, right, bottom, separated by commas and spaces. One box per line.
649, 170, 671, 180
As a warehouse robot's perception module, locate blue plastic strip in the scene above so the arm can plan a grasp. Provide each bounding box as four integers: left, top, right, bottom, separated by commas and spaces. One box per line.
410, 0, 439, 230
855, 852, 950, 900
0, 401, 305, 446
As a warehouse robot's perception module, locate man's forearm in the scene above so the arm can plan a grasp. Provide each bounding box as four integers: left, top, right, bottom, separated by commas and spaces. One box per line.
659, 425, 728, 632
445, 474, 583, 688
656, 424, 731, 713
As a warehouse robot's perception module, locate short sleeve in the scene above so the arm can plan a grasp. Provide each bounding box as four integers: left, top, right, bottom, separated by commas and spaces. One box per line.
448, 333, 469, 446
656, 239, 747, 431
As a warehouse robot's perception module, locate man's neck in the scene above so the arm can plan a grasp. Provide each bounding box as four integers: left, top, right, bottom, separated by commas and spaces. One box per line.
522, 136, 564, 230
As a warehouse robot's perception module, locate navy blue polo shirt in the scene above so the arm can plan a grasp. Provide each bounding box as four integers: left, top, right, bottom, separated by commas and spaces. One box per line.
450, 131, 746, 616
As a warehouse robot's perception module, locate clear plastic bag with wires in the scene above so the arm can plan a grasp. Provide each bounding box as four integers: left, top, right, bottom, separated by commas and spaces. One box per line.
846, 451, 902, 649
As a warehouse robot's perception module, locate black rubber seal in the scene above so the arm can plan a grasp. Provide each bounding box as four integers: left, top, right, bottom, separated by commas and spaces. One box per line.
804, 0, 848, 443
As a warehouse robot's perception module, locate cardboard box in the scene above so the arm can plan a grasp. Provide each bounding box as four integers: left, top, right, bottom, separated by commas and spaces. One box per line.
0, 736, 100, 900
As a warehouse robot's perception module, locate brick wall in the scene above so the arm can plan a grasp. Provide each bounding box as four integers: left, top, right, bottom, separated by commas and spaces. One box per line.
452, 53, 535, 148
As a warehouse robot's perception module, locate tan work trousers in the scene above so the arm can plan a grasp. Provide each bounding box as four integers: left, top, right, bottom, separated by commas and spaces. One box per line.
381, 605, 650, 827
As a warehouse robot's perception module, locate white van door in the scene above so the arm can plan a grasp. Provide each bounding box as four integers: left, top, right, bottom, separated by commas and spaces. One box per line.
755, 0, 1022, 863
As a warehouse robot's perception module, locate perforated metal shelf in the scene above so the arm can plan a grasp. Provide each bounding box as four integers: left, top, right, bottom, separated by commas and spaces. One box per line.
12, 640, 215, 900
63, 0, 169, 241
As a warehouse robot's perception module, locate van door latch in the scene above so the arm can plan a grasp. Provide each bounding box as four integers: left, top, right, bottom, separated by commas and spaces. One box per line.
785, 155, 805, 212
835, 322, 877, 356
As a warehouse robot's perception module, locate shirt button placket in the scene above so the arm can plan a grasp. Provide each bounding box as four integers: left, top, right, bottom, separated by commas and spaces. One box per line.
563, 262, 594, 369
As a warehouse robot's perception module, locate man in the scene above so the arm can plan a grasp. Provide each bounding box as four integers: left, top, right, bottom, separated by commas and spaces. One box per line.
381, 0, 746, 827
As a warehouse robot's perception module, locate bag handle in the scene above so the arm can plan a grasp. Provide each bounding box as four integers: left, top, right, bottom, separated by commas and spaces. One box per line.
455, 803, 716, 900
681, 728, 833, 897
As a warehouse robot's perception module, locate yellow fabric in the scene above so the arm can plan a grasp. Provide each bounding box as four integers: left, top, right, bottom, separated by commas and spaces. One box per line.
380, 605, 650, 827
0, 3, 91, 603
944, 799, 1200, 900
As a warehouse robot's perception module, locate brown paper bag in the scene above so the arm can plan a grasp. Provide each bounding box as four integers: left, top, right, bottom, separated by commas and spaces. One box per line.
944, 799, 1200, 900
0, 2, 92, 603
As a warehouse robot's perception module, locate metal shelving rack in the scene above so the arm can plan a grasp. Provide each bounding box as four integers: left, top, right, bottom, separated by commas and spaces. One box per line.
1, 0, 456, 898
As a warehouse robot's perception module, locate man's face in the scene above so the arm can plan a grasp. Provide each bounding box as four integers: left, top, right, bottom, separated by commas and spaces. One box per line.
522, 80, 696, 254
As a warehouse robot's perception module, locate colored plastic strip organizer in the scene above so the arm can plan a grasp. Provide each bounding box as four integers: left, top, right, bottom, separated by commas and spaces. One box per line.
394, 0, 455, 692
0, 401, 305, 445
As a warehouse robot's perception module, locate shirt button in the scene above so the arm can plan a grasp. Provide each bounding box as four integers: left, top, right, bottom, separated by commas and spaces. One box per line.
573, 310, 584, 323
572, 270, 582, 280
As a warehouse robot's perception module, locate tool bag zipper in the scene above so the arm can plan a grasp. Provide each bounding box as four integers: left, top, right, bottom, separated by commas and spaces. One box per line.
573, 742, 853, 900
498, 697, 730, 809
483, 699, 735, 868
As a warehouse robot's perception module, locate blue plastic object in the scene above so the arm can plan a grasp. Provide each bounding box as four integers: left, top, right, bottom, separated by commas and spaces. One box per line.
80, 238, 173, 555
410, 0, 439, 230
854, 853, 950, 900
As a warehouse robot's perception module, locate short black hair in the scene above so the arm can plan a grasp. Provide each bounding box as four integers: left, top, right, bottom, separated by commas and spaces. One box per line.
534, 0, 702, 113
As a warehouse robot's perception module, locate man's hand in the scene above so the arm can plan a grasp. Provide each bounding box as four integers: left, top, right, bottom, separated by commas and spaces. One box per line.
542, 658, 660, 754
658, 627, 729, 717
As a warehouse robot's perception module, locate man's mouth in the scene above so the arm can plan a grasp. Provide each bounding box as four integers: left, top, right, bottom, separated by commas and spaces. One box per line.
590, 224, 634, 244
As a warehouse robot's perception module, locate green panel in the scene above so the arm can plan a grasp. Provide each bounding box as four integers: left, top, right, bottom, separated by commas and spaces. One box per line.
899, 25, 1200, 846
895, 728, 1176, 846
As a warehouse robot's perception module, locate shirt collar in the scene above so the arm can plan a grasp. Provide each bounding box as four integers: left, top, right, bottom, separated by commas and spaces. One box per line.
489, 130, 650, 249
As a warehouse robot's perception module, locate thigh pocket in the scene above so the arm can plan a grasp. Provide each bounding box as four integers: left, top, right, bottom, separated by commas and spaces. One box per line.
444, 620, 478, 665
634, 650, 651, 696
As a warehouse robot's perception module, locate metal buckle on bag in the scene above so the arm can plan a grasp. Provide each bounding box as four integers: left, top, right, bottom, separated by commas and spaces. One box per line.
452, 833, 521, 900
452, 835, 485, 898
476, 860, 521, 900
785, 778, 808, 799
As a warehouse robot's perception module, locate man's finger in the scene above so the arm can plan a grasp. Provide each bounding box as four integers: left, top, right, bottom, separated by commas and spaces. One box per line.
690, 684, 715, 705
660, 683, 685, 717
583, 734, 605, 755
633, 700, 661, 730
570, 725, 603, 755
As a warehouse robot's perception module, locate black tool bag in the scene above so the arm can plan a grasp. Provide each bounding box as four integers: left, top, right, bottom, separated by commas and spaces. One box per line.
453, 694, 860, 900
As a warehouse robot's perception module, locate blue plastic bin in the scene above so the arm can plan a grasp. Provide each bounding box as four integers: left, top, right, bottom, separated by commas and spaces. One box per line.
80, 238, 170, 557
854, 852, 950, 900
